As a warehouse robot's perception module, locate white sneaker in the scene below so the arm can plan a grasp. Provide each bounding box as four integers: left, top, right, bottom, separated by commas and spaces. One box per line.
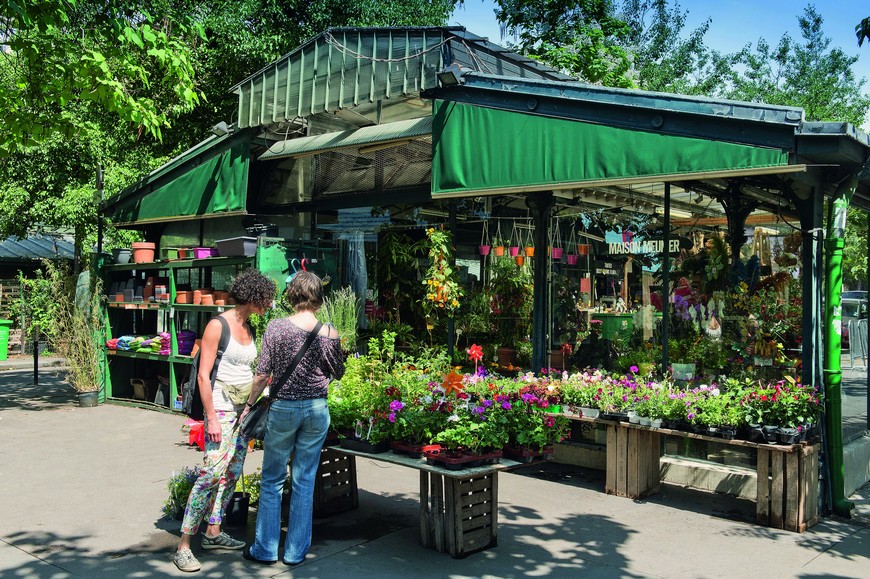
173, 548, 201, 572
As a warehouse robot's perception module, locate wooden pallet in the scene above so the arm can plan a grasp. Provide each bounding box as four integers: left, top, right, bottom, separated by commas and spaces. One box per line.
313, 448, 358, 518
756, 443, 819, 532
605, 423, 661, 498
421, 471, 498, 558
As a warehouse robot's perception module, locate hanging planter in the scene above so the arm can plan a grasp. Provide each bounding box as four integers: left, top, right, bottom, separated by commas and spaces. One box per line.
508, 222, 521, 257
515, 255, 525, 266
492, 220, 505, 256
577, 243, 591, 256
550, 219, 563, 260
566, 254, 579, 265
523, 219, 535, 256
566, 225, 578, 264
479, 219, 491, 255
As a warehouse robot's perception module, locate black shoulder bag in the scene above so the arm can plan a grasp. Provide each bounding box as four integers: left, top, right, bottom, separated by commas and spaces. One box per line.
181, 316, 230, 420
240, 322, 323, 440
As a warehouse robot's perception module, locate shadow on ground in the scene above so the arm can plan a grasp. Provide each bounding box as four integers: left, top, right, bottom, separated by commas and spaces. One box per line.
0, 370, 74, 410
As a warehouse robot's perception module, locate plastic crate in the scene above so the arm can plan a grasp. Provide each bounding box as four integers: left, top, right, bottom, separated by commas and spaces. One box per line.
192, 247, 218, 259
215, 237, 257, 257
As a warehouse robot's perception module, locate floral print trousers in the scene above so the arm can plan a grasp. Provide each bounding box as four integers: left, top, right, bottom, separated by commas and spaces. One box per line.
181, 410, 248, 535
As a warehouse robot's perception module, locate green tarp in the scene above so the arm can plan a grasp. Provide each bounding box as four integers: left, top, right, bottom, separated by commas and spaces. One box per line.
107, 140, 250, 225
432, 100, 791, 197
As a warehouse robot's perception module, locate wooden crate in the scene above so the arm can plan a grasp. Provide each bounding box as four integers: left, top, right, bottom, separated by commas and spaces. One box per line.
421, 471, 498, 558
756, 443, 819, 532
605, 423, 661, 498
312, 448, 358, 518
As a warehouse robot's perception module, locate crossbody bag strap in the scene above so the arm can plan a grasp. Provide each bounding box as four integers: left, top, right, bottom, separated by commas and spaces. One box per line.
267, 321, 323, 399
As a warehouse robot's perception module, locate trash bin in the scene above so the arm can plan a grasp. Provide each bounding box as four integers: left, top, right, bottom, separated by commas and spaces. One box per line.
0, 320, 12, 360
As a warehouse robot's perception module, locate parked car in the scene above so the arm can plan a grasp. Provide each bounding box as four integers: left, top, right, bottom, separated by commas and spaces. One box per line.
842, 290, 868, 300
841, 298, 867, 346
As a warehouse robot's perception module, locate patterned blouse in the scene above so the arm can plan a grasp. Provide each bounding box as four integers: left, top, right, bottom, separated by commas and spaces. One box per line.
257, 318, 345, 400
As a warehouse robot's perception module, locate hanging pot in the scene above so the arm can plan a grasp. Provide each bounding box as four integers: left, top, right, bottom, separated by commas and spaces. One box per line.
577, 244, 591, 256
524, 246, 535, 257
515, 255, 525, 266
566, 254, 579, 265
479, 244, 491, 256
551, 247, 564, 259
509, 246, 520, 257
493, 245, 505, 257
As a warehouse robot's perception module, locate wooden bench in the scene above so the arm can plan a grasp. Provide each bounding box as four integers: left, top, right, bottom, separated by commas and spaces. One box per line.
571, 417, 819, 533
315, 446, 524, 558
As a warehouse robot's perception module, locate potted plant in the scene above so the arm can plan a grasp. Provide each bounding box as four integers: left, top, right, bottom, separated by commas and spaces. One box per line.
162, 466, 199, 520
317, 285, 361, 353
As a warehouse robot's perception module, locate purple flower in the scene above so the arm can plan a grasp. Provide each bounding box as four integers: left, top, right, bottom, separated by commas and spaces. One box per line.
630, 365, 639, 374
473, 406, 486, 416
482, 399, 493, 408
389, 400, 404, 412
501, 402, 512, 410
388, 412, 396, 423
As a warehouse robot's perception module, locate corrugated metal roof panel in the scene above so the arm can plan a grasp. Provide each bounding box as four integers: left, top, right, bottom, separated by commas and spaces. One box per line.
259, 116, 432, 161
0, 235, 75, 261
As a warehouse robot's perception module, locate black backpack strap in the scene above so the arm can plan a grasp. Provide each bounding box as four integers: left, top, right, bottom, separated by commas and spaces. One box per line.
208, 316, 232, 386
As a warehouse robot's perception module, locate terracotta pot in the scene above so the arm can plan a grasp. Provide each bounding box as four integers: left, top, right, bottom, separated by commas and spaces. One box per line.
577, 244, 591, 256
200, 293, 214, 306
524, 246, 535, 257
493, 246, 505, 256
131, 242, 156, 263
115, 292, 125, 302
515, 255, 525, 266
193, 290, 202, 305
175, 291, 191, 304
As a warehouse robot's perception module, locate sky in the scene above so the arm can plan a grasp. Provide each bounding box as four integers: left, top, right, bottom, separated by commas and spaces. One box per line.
450, 0, 870, 85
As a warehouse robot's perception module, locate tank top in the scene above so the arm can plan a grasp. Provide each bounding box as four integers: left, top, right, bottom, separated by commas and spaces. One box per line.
212, 335, 257, 411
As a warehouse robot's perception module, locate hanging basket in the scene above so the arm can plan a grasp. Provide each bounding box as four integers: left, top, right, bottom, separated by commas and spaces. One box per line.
550, 219, 563, 261
479, 245, 491, 256
479, 220, 491, 256
509, 246, 520, 257
578, 244, 591, 256
493, 245, 505, 257
524, 246, 535, 257
515, 255, 525, 266
551, 247, 564, 259
566, 254, 579, 265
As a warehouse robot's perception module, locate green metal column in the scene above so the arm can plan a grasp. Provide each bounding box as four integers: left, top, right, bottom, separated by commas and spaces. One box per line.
823, 182, 856, 518
527, 192, 554, 372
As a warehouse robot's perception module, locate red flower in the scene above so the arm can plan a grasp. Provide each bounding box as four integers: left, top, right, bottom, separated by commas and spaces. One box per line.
467, 344, 483, 363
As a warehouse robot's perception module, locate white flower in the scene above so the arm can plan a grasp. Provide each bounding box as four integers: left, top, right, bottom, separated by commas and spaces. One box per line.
447, 414, 460, 422
423, 395, 433, 404
711, 388, 721, 396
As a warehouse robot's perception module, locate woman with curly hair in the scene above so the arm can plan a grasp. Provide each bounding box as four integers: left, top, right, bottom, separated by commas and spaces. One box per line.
174, 268, 276, 573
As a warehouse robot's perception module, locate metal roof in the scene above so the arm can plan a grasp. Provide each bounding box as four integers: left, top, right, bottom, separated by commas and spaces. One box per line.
230, 26, 572, 129
0, 234, 75, 262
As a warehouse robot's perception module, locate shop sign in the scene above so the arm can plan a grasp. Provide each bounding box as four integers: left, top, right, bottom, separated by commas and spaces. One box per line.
608, 238, 681, 255
595, 261, 620, 276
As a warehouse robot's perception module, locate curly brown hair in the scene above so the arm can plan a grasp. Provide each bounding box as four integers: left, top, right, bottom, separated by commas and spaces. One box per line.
286, 271, 323, 312
229, 269, 275, 309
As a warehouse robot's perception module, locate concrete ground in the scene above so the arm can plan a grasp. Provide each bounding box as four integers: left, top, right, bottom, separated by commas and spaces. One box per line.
1, 362, 868, 578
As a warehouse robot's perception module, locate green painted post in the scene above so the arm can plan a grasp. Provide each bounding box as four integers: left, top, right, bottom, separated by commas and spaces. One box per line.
823, 192, 855, 518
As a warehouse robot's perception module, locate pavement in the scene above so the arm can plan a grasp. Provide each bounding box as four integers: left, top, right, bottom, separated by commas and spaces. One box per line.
0, 360, 868, 578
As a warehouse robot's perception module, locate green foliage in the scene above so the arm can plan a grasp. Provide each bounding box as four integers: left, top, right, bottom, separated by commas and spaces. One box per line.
843, 207, 868, 289
17, 268, 61, 341
728, 6, 870, 126
162, 466, 199, 519
376, 229, 424, 324
494, 0, 634, 87
488, 255, 533, 348
317, 286, 361, 353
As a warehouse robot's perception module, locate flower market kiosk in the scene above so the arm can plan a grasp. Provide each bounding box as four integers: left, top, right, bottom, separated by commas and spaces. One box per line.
99, 27, 870, 544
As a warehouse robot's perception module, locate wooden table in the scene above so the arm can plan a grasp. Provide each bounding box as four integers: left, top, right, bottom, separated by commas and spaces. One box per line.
568, 415, 819, 533
316, 446, 529, 557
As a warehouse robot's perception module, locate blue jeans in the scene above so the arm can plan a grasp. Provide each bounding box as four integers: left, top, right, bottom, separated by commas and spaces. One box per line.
249, 398, 329, 564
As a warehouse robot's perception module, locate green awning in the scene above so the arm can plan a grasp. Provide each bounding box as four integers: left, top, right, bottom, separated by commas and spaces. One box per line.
104, 137, 250, 225
432, 101, 796, 197
259, 116, 433, 161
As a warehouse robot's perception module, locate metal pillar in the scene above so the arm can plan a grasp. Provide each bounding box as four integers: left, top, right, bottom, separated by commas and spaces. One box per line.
661, 183, 671, 368
823, 181, 857, 518
526, 192, 555, 372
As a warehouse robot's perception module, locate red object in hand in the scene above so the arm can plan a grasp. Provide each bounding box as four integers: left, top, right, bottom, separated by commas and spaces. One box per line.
187, 420, 205, 451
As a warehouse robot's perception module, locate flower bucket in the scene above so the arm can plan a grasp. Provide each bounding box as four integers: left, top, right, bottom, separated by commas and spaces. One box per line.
515, 255, 525, 266
551, 247, 564, 259
509, 246, 520, 257
479, 244, 491, 256
524, 246, 535, 257
566, 254, 579, 265
577, 244, 591, 256
493, 245, 505, 257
